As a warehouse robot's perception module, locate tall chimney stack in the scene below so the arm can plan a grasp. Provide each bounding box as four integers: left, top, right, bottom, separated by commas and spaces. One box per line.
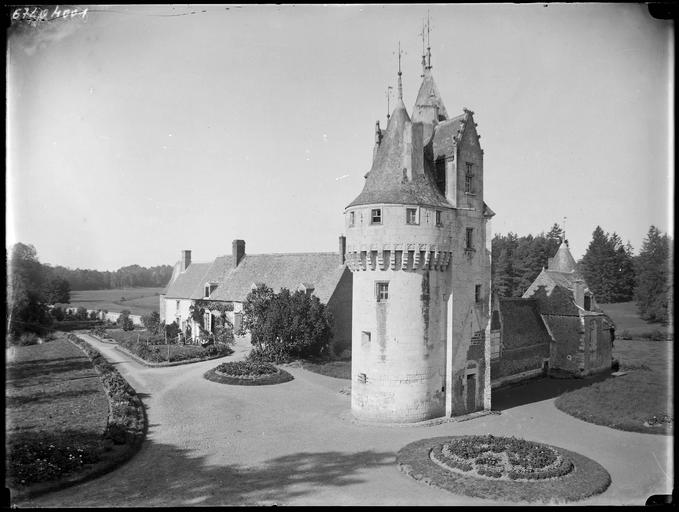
339, 235, 346, 265
233, 239, 245, 267
181, 250, 191, 272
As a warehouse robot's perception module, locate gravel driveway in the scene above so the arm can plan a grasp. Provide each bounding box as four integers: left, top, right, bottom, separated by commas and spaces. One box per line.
15, 334, 673, 507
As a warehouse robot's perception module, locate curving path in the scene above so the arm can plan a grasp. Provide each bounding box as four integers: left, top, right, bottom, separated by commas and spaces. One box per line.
14, 334, 673, 506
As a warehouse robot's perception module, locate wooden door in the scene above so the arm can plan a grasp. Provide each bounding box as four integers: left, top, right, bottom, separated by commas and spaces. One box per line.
466, 374, 476, 412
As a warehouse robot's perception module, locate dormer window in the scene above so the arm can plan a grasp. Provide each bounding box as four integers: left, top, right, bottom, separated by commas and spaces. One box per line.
584, 295, 592, 311
371, 208, 382, 224
204, 282, 217, 298
465, 162, 474, 194
298, 283, 315, 296
406, 207, 419, 225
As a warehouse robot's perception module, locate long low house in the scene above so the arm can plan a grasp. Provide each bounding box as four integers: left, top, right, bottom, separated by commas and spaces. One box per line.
160, 238, 352, 353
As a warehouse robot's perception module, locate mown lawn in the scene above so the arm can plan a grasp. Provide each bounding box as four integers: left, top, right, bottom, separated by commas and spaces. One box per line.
555, 339, 672, 435
302, 360, 351, 380
6, 336, 110, 486
62, 287, 164, 316
599, 301, 672, 339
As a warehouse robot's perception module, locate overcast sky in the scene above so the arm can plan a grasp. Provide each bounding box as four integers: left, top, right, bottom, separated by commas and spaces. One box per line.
7, 4, 673, 271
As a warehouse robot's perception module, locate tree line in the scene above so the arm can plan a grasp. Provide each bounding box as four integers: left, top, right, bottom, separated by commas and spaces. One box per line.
45, 262, 173, 290
6, 242, 173, 338
492, 223, 672, 325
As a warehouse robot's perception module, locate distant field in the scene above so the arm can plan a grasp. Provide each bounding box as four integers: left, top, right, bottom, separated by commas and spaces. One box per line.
66, 287, 165, 316
598, 301, 672, 338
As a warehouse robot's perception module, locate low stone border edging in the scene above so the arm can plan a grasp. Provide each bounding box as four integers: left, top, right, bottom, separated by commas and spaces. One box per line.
10, 334, 148, 501
397, 436, 611, 503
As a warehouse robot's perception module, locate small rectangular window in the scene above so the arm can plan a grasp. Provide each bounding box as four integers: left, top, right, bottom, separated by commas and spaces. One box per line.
176, 300, 180, 310
361, 331, 371, 343
475, 285, 482, 303
435, 210, 442, 226
371, 208, 382, 224
375, 281, 389, 302
406, 207, 418, 225
349, 211, 355, 227
465, 162, 474, 194
466, 228, 474, 250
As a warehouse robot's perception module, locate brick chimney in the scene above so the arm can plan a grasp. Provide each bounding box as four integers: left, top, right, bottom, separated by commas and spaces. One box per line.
339, 235, 346, 265
181, 250, 191, 272
574, 278, 585, 309
233, 239, 245, 267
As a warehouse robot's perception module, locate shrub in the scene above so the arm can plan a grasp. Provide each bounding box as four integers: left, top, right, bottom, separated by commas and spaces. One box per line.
117, 310, 134, 331
619, 330, 632, 340
17, 332, 40, 346
75, 307, 89, 321
141, 311, 161, 335
50, 306, 66, 322
88, 310, 98, 320
215, 361, 278, 377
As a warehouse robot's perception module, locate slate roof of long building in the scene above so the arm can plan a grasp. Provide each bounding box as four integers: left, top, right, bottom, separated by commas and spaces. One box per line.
497, 298, 553, 348
164, 262, 213, 299
208, 253, 345, 303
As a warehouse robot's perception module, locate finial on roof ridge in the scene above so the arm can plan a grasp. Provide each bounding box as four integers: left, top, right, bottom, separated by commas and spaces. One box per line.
426, 10, 432, 70
397, 41, 404, 100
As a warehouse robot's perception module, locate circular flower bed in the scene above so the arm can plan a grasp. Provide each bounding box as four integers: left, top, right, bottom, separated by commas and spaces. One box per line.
431, 435, 573, 481
397, 435, 611, 503
204, 361, 293, 386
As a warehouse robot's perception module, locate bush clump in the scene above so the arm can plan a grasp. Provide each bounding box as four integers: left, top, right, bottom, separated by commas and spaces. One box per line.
215, 361, 279, 378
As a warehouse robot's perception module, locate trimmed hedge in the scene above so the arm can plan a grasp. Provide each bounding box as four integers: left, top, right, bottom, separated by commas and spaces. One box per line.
67, 334, 146, 447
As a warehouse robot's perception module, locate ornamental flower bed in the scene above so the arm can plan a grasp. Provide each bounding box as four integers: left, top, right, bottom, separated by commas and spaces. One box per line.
432, 435, 573, 481
397, 435, 611, 503
204, 360, 294, 386
215, 361, 279, 378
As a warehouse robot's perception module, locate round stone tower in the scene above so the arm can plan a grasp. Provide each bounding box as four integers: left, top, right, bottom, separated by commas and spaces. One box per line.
345, 49, 493, 423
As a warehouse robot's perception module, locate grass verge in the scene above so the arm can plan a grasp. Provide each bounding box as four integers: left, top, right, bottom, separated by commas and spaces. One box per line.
554, 339, 672, 435
397, 436, 611, 504
554, 370, 672, 435
301, 360, 351, 380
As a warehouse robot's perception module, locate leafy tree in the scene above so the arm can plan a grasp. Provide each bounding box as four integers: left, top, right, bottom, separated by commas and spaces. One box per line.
141, 311, 161, 334
117, 309, 135, 331
75, 306, 89, 320
239, 285, 333, 363
42, 275, 71, 304
634, 226, 672, 324
238, 284, 275, 351
7, 243, 52, 336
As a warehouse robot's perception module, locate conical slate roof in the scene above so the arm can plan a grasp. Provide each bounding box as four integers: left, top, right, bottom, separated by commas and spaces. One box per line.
347, 100, 450, 209
412, 69, 449, 125
548, 241, 577, 273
